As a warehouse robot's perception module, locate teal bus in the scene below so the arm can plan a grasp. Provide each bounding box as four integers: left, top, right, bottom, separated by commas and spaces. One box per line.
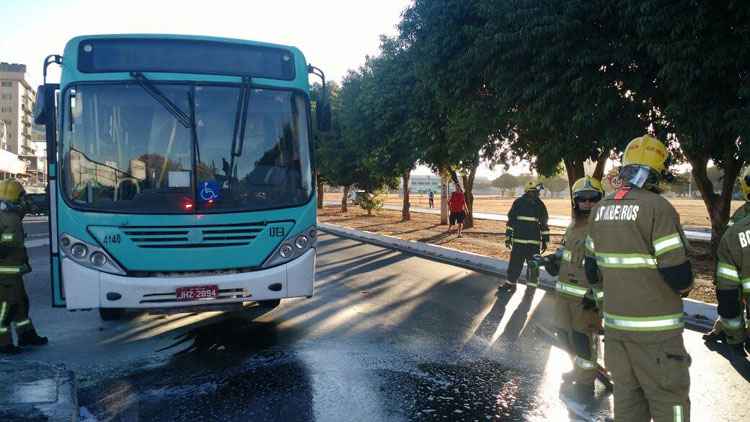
34, 34, 329, 320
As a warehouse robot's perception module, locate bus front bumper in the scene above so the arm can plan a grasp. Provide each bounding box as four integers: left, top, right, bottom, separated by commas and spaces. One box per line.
62, 249, 316, 310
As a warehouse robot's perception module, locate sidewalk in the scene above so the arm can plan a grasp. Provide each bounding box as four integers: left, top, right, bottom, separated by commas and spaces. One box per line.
0, 359, 78, 421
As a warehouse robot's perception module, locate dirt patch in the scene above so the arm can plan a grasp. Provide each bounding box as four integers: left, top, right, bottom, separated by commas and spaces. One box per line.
318, 205, 716, 304
325, 193, 742, 229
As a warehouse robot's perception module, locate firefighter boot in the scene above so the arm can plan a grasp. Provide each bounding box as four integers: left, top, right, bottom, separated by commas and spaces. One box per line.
19, 330, 48, 346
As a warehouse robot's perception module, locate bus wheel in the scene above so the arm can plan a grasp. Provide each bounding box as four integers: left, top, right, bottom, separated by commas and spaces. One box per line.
99, 308, 125, 321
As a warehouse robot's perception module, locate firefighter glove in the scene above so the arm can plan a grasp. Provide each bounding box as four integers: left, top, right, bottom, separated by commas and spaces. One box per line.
581, 295, 597, 311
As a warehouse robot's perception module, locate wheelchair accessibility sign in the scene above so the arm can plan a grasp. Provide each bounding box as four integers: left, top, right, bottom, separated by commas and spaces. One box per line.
199, 181, 221, 202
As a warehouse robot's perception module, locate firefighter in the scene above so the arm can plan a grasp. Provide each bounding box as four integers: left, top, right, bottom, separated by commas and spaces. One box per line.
0, 179, 47, 355
728, 166, 750, 227
501, 181, 550, 289
703, 168, 750, 355
585, 135, 693, 422
544, 177, 605, 397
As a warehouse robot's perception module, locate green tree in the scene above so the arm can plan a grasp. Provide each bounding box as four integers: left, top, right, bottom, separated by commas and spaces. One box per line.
541, 176, 569, 198
310, 81, 341, 209
399, 0, 512, 228
492, 173, 519, 197
616, 0, 749, 247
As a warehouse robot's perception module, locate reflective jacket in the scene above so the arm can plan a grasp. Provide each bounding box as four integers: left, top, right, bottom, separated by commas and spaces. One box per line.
586, 187, 691, 342
715, 217, 750, 324
506, 194, 550, 245
0, 210, 30, 281
556, 222, 601, 303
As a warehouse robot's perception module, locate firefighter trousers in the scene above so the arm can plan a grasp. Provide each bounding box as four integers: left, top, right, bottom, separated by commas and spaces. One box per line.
604, 336, 691, 422
0, 276, 36, 347
554, 295, 600, 385
507, 243, 539, 283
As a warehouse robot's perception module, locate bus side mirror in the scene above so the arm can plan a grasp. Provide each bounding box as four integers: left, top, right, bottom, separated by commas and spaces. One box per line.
34, 84, 56, 125
317, 102, 331, 132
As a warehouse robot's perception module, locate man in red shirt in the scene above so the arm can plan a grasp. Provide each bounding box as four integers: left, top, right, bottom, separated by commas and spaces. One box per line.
448, 183, 467, 237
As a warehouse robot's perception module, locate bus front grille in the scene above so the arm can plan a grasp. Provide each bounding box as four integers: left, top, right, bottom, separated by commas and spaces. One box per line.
122, 223, 266, 249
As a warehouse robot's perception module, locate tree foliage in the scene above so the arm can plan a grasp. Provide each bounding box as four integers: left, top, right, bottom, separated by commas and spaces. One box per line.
319, 0, 747, 248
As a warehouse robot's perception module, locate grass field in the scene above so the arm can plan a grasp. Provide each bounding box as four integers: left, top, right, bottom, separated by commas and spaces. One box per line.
325, 192, 742, 229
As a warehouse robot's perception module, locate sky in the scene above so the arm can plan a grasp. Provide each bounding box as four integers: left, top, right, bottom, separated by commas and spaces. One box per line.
0, 0, 411, 88
2, 0, 678, 181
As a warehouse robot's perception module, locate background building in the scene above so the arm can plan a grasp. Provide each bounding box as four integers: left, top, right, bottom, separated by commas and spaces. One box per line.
0, 62, 46, 188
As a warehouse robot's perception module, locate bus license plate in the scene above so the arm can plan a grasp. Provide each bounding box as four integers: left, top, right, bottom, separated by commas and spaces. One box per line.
176, 285, 218, 301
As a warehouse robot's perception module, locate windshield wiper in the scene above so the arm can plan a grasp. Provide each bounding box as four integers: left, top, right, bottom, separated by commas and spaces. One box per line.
130, 72, 192, 128
228, 76, 252, 189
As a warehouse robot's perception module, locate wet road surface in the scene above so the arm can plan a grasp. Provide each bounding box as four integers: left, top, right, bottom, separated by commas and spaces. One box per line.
16, 227, 750, 421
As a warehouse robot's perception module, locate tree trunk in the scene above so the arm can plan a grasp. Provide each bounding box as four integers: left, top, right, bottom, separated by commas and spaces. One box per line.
402, 171, 411, 221
564, 159, 586, 211
459, 162, 479, 229
341, 185, 350, 213
593, 150, 609, 181
440, 172, 449, 225
688, 149, 741, 253
316, 172, 324, 209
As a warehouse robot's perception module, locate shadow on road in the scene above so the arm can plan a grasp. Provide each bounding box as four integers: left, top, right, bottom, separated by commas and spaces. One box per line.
703, 339, 750, 382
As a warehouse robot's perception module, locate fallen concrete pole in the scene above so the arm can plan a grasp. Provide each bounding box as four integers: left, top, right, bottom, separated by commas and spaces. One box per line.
319, 223, 717, 331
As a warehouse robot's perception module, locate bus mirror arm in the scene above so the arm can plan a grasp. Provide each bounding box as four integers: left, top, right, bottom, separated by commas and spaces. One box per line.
307, 65, 331, 132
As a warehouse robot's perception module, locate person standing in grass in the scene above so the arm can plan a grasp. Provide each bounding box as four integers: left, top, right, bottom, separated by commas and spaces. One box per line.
448, 183, 467, 238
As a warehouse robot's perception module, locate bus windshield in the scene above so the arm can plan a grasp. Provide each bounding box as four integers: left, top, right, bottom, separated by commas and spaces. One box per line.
62, 83, 313, 213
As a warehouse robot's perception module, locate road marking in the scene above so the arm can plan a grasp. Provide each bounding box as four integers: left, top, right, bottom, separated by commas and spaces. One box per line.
25, 238, 50, 248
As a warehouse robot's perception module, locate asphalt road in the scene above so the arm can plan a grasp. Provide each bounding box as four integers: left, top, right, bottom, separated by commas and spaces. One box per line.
13, 219, 750, 421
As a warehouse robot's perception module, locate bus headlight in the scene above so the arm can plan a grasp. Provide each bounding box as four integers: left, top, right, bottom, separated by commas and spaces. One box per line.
90, 252, 108, 267
71, 243, 88, 259
60, 233, 125, 275
295, 235, 309, 249
262, 226, 317, 268
279, 244, 294, 258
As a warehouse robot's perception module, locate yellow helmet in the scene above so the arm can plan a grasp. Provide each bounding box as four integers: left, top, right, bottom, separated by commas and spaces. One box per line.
524, 180, 543, 192
572, 177, 605, 200
622, 134, 669, 174
739, 166, 750, 201
0, 179, 25, 204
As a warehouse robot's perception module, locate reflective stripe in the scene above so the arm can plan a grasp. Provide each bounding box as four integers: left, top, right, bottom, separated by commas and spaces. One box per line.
540, 231, 550, 235
0, 266, 22, 274
0, 327, 8, 334
0, 302, 6, 324
517, 216, 538, 222
673, 405, 683, 422
585, 236, 595, 253
0, 233, 13, 242
604, 312, 684, 332
743, 280, 750, 293
717, 263, 740, 282
561, 250, 572, 263
574, 356, 597, 370
721, 317, 744, 330
512, 238, 541, 245
596, 253, 657, 269
653, 233, 682, 256
556, 281, 588, 298
16, 319, 31, 328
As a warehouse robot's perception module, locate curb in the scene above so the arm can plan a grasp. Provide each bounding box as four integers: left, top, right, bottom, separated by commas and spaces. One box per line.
319, 223, 716, 331
0, 359, 79, 422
